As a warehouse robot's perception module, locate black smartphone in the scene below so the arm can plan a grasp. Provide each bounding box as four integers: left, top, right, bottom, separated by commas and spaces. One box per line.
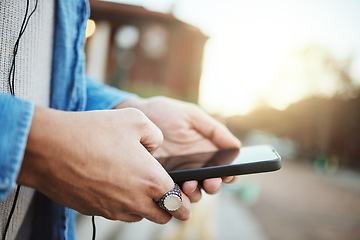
157, 145, 281, 183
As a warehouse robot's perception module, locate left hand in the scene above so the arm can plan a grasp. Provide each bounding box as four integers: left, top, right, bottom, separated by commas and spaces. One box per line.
115, 96, 241, 202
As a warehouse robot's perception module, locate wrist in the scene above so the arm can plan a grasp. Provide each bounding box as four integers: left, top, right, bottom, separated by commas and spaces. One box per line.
16, 106, 63, 189
114, 97, 144, 109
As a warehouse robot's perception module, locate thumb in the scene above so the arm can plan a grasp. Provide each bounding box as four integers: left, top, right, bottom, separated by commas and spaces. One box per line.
190, 108, 241, 149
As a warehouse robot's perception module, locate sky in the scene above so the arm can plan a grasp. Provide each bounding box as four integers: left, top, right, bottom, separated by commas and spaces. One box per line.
110, 0, 360, 116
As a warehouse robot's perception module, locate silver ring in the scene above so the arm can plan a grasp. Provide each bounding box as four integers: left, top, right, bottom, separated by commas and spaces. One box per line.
157, 183, 182, 211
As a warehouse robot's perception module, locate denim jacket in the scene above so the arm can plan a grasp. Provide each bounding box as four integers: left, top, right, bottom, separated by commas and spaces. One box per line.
0, 0, 134, 239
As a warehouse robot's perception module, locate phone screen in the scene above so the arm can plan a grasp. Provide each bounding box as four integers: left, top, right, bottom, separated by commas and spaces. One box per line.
158, 145, 281, 172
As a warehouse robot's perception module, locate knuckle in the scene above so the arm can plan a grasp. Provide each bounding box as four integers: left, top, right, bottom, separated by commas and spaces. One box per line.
150, 126, 163, 144
148, 179, 165, 199
123, 108, 161, 133
122, 107, 147, 121
155, 130, 164, 146
147, 176, 172, 201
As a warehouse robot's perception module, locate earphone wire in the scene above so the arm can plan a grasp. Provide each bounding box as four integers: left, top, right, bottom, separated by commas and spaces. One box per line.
92, 216, 96, 240
8, 0, 29, 95
11, 0, 38, 93
3, 0, 38, 239
8, 0, 38, 95
4, 1, 98, 239
2, 186, 21, 240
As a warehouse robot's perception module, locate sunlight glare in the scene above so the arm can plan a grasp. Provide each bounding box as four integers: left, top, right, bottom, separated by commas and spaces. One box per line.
199, 16, 304, 116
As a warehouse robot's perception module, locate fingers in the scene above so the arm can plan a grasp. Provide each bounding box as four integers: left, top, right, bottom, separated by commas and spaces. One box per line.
181, 178, 225, 204
202, 178, 223, 195
202, 177, 238, 195
122, 184, 192, 224
146, 176, 238, 223
181, 177, 238, 204
137, 201, 173, 224
182, 181, 202, 203
222, 176, 238, 183
189, 107, 241, 150
169, 191, 192, 221
144, 185, 191, 224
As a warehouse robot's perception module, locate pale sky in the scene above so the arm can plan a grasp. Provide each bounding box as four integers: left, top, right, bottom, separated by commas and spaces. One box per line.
110, 0, 360, 115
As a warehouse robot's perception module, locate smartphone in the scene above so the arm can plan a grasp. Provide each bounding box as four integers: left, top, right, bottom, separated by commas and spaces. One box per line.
157, 145, 281, 183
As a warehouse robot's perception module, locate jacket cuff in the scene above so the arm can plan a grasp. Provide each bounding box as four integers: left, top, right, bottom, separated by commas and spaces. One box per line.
0, 94, 34, 200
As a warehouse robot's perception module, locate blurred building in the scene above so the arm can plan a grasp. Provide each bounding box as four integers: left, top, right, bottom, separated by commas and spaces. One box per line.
85, 0, 208, 102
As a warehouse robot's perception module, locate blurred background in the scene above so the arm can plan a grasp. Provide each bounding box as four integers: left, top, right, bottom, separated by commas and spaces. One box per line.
78, 0, 360, 239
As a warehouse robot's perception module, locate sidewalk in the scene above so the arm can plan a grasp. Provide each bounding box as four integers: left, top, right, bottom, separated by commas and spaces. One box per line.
248, 160, 360, 240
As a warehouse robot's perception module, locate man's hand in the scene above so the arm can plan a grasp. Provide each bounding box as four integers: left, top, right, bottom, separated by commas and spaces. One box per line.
115, 96, 241, 202
17, 106, 192, 224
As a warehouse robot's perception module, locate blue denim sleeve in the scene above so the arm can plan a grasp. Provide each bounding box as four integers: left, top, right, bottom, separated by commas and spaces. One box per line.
85, 76, 137, 110
0, 93, 34, 200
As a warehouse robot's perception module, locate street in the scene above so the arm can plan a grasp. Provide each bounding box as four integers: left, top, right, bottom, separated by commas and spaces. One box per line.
247, 160, 360, 240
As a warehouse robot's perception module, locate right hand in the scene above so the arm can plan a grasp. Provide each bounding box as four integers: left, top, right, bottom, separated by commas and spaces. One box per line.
17, 107, 191, 224
116, 97, 241, 203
